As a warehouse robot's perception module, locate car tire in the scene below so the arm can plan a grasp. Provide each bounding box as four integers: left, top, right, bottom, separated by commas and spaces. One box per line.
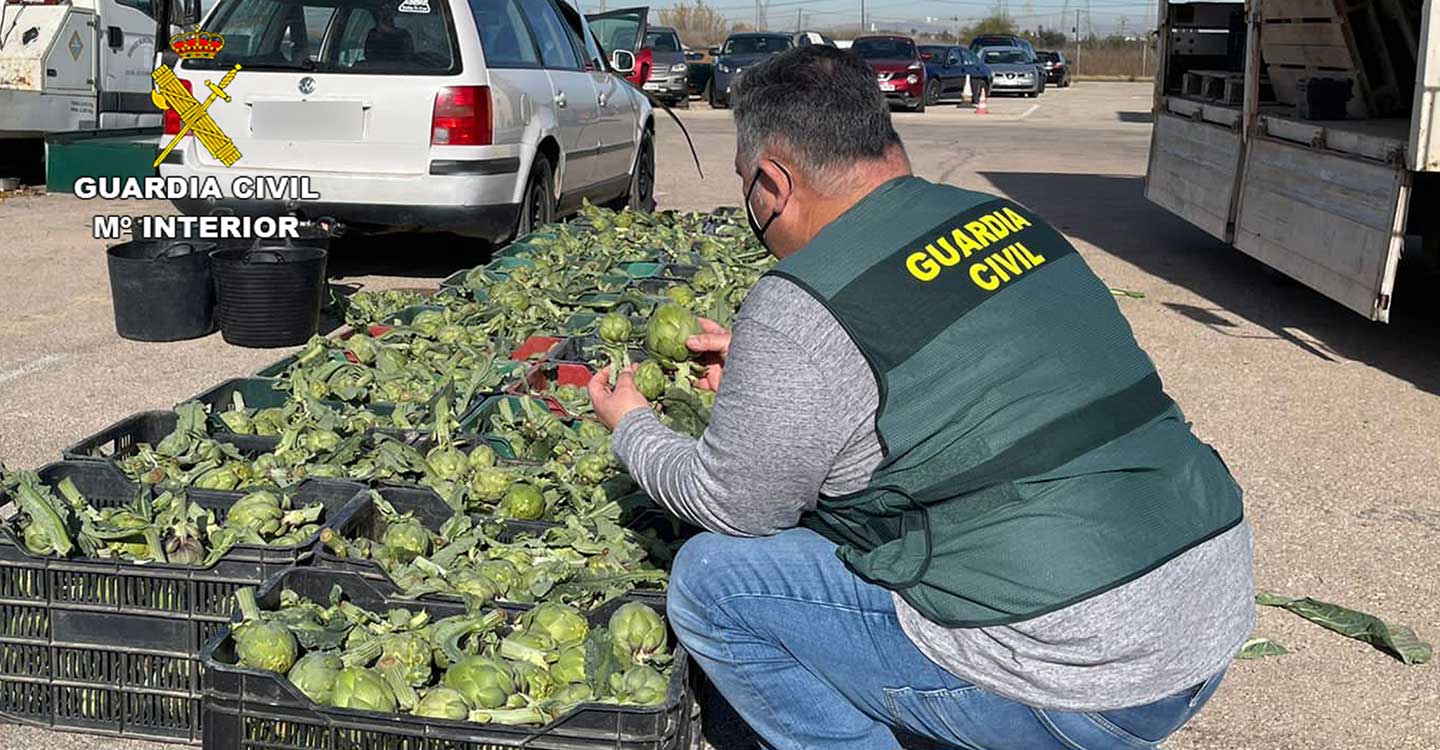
516, 154, 556, 238
909, 94, 927, 113
710, 88, 727, 109
925, 79, 940, 106
617, 131, 656, 213
701, 80, 712, 103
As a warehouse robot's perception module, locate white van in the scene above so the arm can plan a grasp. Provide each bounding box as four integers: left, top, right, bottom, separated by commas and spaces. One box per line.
157, 0, 655, 240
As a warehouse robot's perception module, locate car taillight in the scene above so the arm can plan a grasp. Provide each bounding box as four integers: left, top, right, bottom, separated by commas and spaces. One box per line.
162, 78, 193, 135
432, 86, 492, 146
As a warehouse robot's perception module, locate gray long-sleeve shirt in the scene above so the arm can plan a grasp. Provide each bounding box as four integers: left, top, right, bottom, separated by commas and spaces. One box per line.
613, 275, 1255, 712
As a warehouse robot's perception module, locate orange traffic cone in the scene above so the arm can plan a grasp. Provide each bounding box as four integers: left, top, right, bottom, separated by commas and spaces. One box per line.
975, 86, 989, 115
961, 75, 973, 105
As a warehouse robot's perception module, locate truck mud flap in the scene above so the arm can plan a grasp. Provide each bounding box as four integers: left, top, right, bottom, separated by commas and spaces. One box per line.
1145, 112, 1243, 243
1233, 137, 1410, 321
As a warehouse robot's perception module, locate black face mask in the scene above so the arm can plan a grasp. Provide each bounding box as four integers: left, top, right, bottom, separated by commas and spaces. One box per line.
745, 163, 790, 251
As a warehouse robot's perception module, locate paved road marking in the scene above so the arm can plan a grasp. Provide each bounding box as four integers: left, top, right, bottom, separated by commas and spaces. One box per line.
1019, 104, 1040, 119
0, 354, 66, 385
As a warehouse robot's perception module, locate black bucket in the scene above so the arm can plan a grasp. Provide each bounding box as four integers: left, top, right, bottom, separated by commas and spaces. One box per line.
106, 240, 218, 342
211, 245, 328, 348
215, 224, 333, 253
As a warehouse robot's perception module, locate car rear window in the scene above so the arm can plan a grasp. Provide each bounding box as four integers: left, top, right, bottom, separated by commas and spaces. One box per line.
1038, 51, 1059, 62
188, 0, 457, 74
918, 45, 947, 60
721, 35, 790, 55
851, 38, 915, 60
983, 49, 1030, 64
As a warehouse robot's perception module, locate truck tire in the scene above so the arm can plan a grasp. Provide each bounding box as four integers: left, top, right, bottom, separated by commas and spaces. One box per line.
517, 154, 555, 237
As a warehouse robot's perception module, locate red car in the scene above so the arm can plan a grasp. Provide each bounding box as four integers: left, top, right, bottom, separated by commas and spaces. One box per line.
851, 35, 928, 112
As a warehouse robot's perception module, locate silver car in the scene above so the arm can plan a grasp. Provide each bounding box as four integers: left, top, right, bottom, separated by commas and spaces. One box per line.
980, 46, 1045, 97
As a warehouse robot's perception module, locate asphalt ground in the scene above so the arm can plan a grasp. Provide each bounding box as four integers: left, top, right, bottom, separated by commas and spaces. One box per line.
1, 83, 1438, 750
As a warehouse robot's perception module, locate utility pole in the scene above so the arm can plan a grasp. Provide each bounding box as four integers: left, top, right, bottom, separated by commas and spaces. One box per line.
1074, 10, 1081, 76
797, 7, 802, 30
860, 0, 866, 34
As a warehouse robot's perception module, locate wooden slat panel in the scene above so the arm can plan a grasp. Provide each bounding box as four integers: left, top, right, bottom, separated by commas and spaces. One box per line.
1262, 43, 1355, 68
1234, 138, 1405, 319
1145, 113, 1243, 241
1264, 22, 1351, 49
1261, 0, 1341, 20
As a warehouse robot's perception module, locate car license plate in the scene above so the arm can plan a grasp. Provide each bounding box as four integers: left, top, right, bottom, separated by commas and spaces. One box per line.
643, 82, 664, 91
879, 81, 895, 92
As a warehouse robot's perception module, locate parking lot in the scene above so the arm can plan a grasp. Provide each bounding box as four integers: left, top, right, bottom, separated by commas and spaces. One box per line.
2, 82, 1438, 750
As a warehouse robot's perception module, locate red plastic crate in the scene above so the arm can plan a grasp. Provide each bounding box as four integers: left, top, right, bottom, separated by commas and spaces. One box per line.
508, 362, 595, 417
510, 335, 562, 361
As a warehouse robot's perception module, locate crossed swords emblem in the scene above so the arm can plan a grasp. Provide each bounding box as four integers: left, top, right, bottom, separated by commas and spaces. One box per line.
150, 63, 244, 168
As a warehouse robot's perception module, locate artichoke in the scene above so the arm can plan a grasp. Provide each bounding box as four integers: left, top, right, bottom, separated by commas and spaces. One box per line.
609, 602, 668, 663
468, 444, 498, 470
287, 651, 343, 704
468, 468, 512, 503
645, 303, 702, 362
330, 666, 398, 713
380, 518, 431, 564
226, 490, 284, 535
232, 588, 298, 674
574, 454, 610, 485
449, 569, 501, 604
691, 266, 720, 291
344, 333, 379, 364
523, 603, 589, 648
609, 664, 668, 705
664, 285, 696, 307
498, 483, 545, 521
598, 313, 633, 344
411, 310, 446, 338
546, 682, 593, 712
413, 687, 471, 720
444, 655, 514, 709
550, 645, 587, 684
426, 446, 468, 482
633, 360, 666, 400
576, 420, 609, 441
476, 560, 520, 596
380, 632, 433, 686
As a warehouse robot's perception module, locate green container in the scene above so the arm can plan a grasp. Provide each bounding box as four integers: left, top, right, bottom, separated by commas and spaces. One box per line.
255, 353, 301, 378
45, 127, 161, 194
460, 395, 575, 455
621, 261, 665, 279
484, 256, 537, 274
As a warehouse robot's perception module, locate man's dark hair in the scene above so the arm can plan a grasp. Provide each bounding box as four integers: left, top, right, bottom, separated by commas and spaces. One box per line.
732, 45, 902, 186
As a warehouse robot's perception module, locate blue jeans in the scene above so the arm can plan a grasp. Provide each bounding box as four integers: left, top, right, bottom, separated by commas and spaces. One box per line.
667, 529, 1226, 750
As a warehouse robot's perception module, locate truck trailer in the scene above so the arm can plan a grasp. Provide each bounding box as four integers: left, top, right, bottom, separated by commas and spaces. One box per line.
1145, 0, 1436, 321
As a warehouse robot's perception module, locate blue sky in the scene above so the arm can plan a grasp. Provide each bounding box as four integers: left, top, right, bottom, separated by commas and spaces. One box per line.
629, 0, 1160, 37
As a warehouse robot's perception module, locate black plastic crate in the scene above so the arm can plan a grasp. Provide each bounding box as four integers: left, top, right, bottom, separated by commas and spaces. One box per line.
547, 337, 648, 368
187, 378, 425, 445
314, 485, 673, 605
0, 461, 367, 744
201, 568, 694, 750
61, 410, 280, 464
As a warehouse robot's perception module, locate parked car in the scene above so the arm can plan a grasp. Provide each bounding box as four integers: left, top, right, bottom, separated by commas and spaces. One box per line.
851, 35, 928, 112
160, 0, 657, 240
1037, 50, 1073, 87
685, 48, 714, 99
793, 31, 838, 47
710, 32, 795, 108
918, 44, 992, 104
589, 8, 655, 88
979, 46, 1046, 97
641, 26, 688, 105
969, 34, 1037, 57
971, 35, 1046, 84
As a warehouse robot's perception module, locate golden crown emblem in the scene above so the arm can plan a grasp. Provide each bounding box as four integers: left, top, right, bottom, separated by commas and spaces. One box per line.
170, 26, 225, 59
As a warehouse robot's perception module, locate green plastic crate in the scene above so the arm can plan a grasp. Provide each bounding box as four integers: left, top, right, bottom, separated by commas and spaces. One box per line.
45, 127, 160, 194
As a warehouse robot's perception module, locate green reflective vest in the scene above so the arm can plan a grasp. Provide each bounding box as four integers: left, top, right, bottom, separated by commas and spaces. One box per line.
770, 177, 1244, 628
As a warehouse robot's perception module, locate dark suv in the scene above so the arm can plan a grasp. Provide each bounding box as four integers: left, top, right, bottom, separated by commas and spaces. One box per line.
642, 26, 688, 105
1037, 50, 1072, 87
